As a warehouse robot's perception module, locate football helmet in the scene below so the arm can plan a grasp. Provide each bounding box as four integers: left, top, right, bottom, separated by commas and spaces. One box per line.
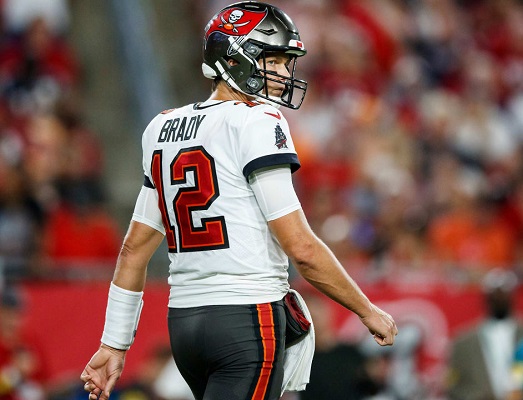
202, 1, 307, 109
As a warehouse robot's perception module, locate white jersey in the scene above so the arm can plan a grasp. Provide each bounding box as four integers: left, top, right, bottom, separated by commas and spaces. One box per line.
133, 99, 301, 307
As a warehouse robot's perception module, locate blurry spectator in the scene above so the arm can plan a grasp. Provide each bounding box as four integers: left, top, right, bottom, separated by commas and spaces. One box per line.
0, 16, 79, 117
1, 0, 70, 35
451, 50, 516, 168
446, 268, 523, 400
22, 113, 70, 210
299, 292, 365, 400
22, 110, 104, 210
357, 351, 394, 400
0, 284, 48, 400
54, 95, 105, 181
358, 323, 424, 400
0, 104, 44, 282
0, 154, 43, 282
407, 0, 463, 89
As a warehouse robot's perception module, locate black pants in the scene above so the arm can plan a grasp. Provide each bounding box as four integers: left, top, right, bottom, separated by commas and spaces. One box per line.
168, 300, 286, 400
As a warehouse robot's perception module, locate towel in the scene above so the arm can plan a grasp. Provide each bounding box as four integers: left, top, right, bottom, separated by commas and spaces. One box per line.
281, 289, 315, 394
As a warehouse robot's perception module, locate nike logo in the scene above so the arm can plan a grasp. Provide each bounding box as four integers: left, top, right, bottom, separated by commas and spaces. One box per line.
193, 101, 225, 110
264, 111, 281, 120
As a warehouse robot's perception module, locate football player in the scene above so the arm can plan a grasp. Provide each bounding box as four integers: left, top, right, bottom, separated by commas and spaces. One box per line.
81, 2, 398, 399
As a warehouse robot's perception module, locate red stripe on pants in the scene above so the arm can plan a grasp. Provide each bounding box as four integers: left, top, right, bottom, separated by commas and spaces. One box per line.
251, 303, 276, 400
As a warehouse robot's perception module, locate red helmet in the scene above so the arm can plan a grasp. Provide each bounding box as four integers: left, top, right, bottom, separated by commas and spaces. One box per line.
202, 1, 307, 109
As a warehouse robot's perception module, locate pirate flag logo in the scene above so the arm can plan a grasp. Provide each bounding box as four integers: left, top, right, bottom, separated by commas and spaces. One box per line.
205, 8, 268, 39
274, 124, 288, 149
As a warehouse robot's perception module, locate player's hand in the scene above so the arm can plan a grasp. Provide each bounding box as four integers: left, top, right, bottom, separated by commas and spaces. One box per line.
80, 344, 126, 400
359, 304, 398, 346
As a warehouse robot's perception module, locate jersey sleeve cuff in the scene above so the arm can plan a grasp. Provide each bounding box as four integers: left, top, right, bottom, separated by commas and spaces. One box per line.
265, 202, 302, 221
131, 214, 166, 235
243, 153, 300, 180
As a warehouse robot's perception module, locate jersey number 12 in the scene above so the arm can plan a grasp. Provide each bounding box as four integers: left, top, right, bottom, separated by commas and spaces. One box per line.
151, 146, 229, 252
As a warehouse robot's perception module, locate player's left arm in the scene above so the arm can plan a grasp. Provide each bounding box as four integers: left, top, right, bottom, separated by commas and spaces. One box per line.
250, 165, 397, 346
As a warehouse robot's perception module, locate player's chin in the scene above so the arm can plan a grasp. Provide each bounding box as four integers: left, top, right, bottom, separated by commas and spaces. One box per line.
267, 90, 284, 100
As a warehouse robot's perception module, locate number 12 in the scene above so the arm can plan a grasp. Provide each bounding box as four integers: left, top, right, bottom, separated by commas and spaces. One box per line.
151, 146, 229, 253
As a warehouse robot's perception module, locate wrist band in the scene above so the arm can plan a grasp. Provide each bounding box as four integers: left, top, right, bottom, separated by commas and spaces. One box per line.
101, 282, 144, 350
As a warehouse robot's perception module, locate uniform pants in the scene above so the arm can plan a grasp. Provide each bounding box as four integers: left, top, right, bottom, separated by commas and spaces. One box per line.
168, 300, 286, 400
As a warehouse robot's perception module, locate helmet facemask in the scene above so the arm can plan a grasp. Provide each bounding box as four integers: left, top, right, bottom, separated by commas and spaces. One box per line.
246, 43, 307, 109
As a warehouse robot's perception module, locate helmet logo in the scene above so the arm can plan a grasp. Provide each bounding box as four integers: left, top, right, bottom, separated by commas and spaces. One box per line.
205, 8, 268, 39
221, 10, 247, 33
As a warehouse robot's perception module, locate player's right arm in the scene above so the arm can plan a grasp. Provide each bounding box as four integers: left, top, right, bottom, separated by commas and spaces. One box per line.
112, 220, 164, 292
81, 180, 165, 399
81, 220, 164, 399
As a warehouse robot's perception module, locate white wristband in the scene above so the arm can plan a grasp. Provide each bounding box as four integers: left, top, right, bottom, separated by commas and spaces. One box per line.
101, 282, 144, 350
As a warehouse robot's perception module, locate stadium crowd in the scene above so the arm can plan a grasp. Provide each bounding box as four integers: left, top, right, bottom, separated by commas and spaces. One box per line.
277, 0, 523, 285
0, 0, 121, 285
2, 0, 523, 399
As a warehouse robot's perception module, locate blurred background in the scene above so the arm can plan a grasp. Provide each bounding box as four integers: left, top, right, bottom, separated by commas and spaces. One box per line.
3, 0, 523, 399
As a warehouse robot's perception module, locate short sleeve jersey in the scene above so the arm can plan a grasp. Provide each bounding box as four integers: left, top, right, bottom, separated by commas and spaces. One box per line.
136, 100, 301, 307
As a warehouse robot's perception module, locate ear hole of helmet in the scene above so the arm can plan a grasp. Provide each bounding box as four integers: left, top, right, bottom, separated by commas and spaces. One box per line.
243, 42, 263, 58
246, 76, 264, 93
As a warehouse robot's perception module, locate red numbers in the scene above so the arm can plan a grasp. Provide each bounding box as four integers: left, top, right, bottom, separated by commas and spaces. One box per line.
151, 146, 229, 252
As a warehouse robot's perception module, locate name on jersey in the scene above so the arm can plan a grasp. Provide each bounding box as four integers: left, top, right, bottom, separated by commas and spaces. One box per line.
158, 115, 206, 142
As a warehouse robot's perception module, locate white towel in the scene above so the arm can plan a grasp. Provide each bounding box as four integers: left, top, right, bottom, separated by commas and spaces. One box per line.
281, 289, 315, 394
